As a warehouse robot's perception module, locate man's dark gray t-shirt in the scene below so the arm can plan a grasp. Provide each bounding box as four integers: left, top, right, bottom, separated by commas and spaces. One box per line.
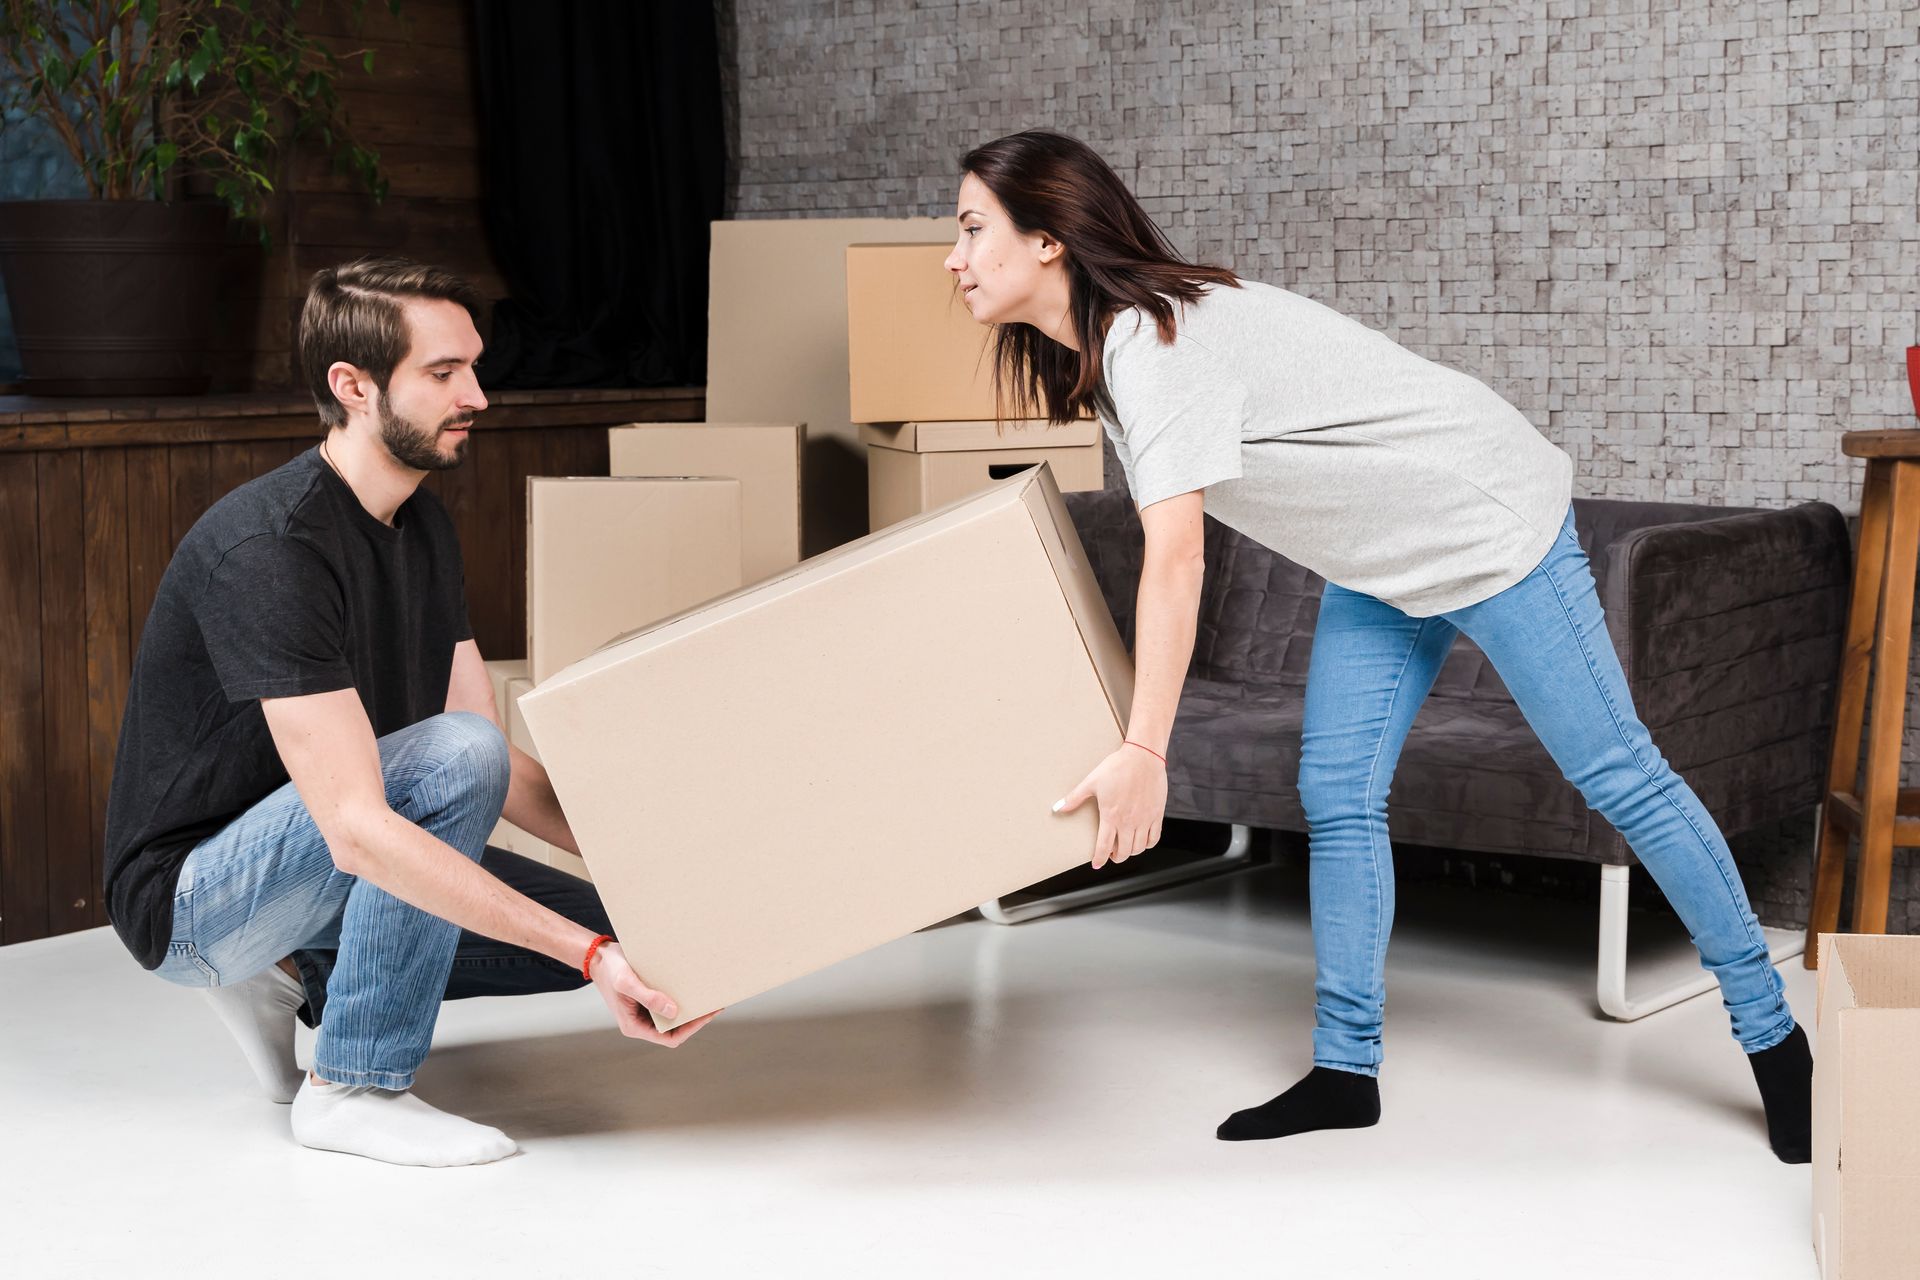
104, 447, 472, 970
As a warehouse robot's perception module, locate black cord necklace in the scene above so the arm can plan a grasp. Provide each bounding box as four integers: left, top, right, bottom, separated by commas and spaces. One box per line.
319, 435, 348, 484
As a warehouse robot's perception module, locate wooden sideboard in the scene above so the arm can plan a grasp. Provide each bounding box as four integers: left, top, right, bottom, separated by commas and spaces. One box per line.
0, 387, 701, 945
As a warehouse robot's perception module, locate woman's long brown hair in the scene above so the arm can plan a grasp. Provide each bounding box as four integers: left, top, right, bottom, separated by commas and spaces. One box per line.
960, 130, 1239, 425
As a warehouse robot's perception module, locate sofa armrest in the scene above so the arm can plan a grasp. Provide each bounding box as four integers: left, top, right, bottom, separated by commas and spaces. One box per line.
1599, 501, 1851, 830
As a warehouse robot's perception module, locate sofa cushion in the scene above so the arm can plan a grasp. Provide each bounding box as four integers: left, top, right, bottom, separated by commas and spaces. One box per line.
1167, 679, 1592, 857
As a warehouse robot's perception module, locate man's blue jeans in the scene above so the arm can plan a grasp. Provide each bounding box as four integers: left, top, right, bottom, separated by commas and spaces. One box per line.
1300, 504, 1796, 1076
152, 711, 610, 1089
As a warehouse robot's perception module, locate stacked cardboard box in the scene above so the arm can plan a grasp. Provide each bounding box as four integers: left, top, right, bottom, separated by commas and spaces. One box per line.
482, 658, 543, 861
1813, 933, 1920, 1279
526, 475, 744, 686
508, 475, 750, 878
846, 243, 1103, 532
607, 422, 805, 586
519, 465, 1134, 1029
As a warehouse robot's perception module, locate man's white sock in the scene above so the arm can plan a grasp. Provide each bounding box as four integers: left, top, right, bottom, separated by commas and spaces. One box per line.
290, 1075, 518, 1167
203, 964, 306, 1103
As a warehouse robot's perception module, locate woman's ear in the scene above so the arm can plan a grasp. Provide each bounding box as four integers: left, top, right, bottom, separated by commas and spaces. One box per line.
1037, 232, 1065, 265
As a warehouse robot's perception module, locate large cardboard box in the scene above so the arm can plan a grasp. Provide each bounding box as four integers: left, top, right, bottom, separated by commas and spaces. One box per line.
707, 216, 951, 555
1813, 934, 1920, 1279
864, 418, 1104, 532
519, 464, 1133, 1030
526, 477, 744, 686
846, 243, 998, 425
607, 422, 804, 586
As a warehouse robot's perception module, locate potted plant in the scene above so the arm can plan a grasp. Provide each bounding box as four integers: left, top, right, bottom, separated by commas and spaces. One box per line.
0, 0, 392, 395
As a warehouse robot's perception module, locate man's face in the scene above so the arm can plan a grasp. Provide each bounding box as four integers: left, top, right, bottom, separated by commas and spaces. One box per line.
376, 298, 488, 472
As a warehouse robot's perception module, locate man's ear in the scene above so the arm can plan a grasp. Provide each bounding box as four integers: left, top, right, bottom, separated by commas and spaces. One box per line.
327, 362, 373, 419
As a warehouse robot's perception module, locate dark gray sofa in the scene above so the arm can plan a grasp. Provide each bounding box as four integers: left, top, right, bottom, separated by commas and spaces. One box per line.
997, 489, 1852, 1017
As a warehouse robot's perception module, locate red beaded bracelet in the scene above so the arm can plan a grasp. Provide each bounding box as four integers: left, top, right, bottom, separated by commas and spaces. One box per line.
582, 933, 614, 981
1123, 740, 1167, 767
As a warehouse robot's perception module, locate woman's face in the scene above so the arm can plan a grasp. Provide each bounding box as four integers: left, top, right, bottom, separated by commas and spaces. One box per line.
945, 172, 1063, 328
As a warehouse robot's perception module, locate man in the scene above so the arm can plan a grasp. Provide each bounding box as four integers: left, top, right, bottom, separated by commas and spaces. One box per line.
104, 257, 716, 1168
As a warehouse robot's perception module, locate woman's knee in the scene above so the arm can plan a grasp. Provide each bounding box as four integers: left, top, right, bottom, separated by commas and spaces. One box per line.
1297, 756, 1379, 825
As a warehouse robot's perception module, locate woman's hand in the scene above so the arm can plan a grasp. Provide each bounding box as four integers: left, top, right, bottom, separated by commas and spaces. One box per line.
587, 940, 719, 1046
1053, 743, 1168, 868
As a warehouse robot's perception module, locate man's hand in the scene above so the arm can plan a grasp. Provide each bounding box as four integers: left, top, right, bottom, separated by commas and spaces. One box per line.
1054, 744, 1168, 868
588, 940, 719, 1046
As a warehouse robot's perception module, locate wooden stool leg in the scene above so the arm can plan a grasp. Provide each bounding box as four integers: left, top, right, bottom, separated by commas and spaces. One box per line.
1807, 459, 1895, 964
1855, 459, 1920, 934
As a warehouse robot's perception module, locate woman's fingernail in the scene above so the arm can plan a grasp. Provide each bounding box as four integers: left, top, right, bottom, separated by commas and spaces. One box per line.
1051, 800, 1063, 812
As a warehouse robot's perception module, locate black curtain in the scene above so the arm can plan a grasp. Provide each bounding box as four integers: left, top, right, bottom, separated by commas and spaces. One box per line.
470, 2, 725, 388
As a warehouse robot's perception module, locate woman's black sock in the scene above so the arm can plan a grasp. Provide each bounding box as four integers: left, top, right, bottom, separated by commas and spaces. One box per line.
1748, 1024, 1812, 1164
1216, 1066, 1381, 1141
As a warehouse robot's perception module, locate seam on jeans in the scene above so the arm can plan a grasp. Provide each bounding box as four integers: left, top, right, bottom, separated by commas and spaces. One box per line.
189, 946, 219, 984
1537, 543, 1771, 962
310, 1065, 415, 1091
1361, 615, 1435, 994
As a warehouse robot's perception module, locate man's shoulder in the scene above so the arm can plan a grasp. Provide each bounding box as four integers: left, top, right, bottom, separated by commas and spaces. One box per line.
176, 450, 333, 570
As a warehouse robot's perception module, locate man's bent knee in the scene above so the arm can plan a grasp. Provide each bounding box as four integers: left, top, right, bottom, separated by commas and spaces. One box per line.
409, 711, 511, 809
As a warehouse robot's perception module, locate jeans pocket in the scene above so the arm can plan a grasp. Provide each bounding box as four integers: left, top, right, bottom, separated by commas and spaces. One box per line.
158, 877, 220, 986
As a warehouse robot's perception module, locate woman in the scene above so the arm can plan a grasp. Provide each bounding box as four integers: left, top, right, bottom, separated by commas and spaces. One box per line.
946, 129, 1810, 1161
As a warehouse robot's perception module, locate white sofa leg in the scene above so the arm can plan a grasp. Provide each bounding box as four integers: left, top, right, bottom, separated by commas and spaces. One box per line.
978, 823, 1256, 925
1596, 862, 1807, 1021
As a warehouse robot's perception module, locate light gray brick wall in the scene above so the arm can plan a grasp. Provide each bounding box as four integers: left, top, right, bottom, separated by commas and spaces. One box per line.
720, 0, 1920, 932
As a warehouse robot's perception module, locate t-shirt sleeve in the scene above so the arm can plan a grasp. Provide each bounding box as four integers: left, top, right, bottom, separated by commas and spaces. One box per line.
1104, 321, 1249, 510
193, 535, 355, 703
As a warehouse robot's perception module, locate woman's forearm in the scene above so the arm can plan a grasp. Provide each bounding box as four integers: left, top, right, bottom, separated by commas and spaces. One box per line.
1126, 548, 1206, 755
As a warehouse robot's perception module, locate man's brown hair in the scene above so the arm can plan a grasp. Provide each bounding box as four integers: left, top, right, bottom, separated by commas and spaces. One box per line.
299, 257, 484, 428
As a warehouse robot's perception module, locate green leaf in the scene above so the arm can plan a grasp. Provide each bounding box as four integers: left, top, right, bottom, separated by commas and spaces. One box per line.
140, 0, 159, 25
73, 43, 104, 84
42, 53, 71, 94
362, 50, 375, 74
153, 141, 178, 172
187, 42, 213, 91
164, 59, 184, 90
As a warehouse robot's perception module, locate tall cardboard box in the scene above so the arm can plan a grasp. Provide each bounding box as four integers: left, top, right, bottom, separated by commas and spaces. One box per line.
706, 215, 951, 555
607, 422, 805, 585
526, 476, 744, 685
863, 418, 1104, 532
846, 243, 998, 424
1813, 934, 1920, 1279
519, 464, 1134, 1030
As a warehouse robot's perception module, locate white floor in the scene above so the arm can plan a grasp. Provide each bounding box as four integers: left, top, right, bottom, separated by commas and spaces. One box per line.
2, 858, 1819, 1280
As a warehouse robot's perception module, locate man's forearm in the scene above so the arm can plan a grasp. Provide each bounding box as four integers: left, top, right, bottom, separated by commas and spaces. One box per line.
501, 745, 580, 855
338, 805, 597, 965
1126, 552, 1205, 755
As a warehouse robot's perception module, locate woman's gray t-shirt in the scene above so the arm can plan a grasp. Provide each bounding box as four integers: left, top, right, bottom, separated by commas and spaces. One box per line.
1098, 279, 1574, 617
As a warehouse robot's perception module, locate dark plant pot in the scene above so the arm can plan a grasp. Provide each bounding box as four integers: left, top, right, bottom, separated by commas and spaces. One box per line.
0, 199, 233, 396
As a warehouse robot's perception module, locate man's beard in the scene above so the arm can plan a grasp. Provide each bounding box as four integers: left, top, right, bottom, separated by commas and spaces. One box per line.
379, 394, 473, 472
